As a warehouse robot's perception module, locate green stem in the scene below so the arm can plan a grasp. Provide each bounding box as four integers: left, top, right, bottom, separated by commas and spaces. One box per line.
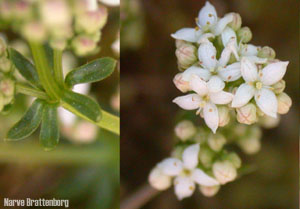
16, 83, 49, 100
96, 110, 120, 135
53, 49, 64, 86
29, 42, 62, 100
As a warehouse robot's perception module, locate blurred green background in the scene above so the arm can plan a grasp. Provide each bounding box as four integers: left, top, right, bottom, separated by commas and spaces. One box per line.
120, 0, 299, 208
0, 5, 120, 209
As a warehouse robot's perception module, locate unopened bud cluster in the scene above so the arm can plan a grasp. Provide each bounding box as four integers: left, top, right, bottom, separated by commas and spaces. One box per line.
0, 0, 108, 56
149, 1, 291, 200
0, 38, 15, 112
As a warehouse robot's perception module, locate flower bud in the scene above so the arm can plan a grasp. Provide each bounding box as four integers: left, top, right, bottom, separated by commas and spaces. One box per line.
236, 103, 257, 125
13, 0, 32, 20
175, 43, 197, 69
218, 106, 230, 127
199, 146, 214, 168
0, 38, 7, 57
277, 92, 292, 114
40, 0, 71, 28
50, 39, 67, 51
72, 35, 98, 56
175, 40, 187, 48
259, 115, 280, 129
226, 153, 241, 169
75, 6, 108, 34
257, 46, 276, 59
228, 13, 242, 31
0, 1, 13, 19
0, 57, 11, 73
271, 80, 285, 94
207, 134, 226, 152
148, 166, 172, 190
0, 78, 15, 97
237, 27, 252, 43
238, 137, 261, 154
171, 146, 184, 159
213, 161, 237, 185
199, 185, 220, 197
173, 73, 190, 93
174, 120, 196, 141
22, 21, 47, 43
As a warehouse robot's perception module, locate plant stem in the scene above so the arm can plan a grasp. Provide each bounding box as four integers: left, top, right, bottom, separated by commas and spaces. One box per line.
121, 184, 160, 209
53, 49, 64, 86
16, 83, 49, 100
29, 42, 62, 100
96, 110, 120, 135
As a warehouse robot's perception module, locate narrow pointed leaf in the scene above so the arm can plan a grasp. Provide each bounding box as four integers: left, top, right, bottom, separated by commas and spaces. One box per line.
40, 103, 59, 151
61, 90, 102, 122
65, 57, 116, 87
9, 48, 42, 89
6, 99, 44, 141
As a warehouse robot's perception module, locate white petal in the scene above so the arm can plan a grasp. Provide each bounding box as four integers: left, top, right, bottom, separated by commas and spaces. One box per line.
240, 44, 259, 56
171, 28, 201, 42
203, 102, 219, 133
192, 169, 219, 186
255, 88, 277, 118
232, 84, 255, 108
198, 42, 217, 70
174, 176, 195, 200
218, 62, 241, 82
148, 167, 172, 190
207, 76, 225, 93
190, 76, 209, 96
173, 94, 202, 110
241, 57, 258, 82
218, 39, 239, 66
213, 13, 234, 35
221, 27, 237, 47
158, 158, 183, 176
246, 55, 268, 64
210, 91, 233, 105
261, 61, 289, 86
197, 1, 217, 29
182, 66, 211, 82
197, 33, 215, 44
182, 144, 200, 170
173, 73, 190, 93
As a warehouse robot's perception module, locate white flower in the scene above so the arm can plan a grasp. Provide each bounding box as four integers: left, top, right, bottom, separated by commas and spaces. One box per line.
212, 161, 237, 185
150, 144, 219, 200
171, 2, 235, 43
173, 76, 233, 133
232, 57, 289, 118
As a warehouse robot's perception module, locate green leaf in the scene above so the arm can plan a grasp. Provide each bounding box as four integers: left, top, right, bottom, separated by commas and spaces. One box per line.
65, 57, 116, 87
9, 48, 42, 89
61, 90, 102, 122
40, 103, 59, 151
6, 99, 45, 141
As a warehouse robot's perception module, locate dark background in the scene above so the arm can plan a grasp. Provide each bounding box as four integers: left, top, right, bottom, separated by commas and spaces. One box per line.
120, 0, 299, 208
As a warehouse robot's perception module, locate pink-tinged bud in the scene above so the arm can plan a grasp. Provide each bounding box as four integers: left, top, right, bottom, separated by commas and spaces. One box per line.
0, 1, 13, 19
0, 58, 11, 73
72, 35, 98, 56
148, 167, 172, 191
174, 120, 196, 141
13, 0, 32, 20
0, 78, 15, 97
22, 21, 47, 42
272, 80, 285, 94
236, 103, 257, 125
175, 40, 187, 48
75, 6, 108, 34
213, 161, 237, 185
257, 46, 276, 59
40, 0, 71, 28
199, 185, 220, 197
218, 106, 230, 127
228, 13, 242, 31
175, 43, 197, 70
173, 73, 190, 93
50, 39, 67, 50
277, 92, 292, 114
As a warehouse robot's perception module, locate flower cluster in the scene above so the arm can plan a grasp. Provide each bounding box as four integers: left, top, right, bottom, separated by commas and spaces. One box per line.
0, 0, 108, 56
149, 1, 292, 200
0, 38, 15, 112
